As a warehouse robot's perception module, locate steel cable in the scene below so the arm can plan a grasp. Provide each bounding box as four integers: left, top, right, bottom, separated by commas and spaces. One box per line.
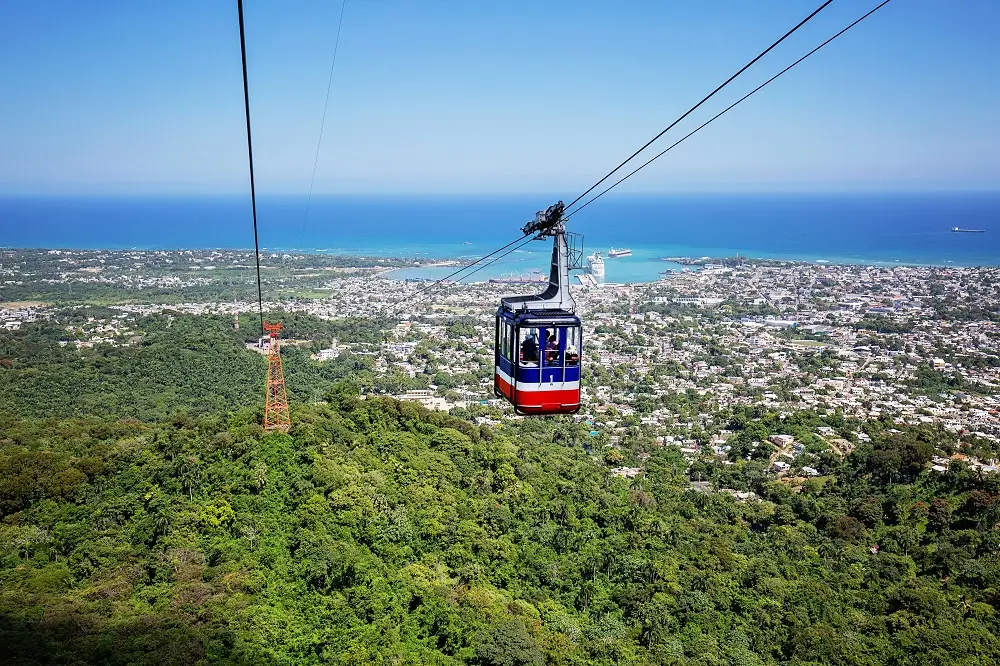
382, 0, 892, 319
563, 0, 833, 212
299, 0, 349, 250
237, 0, 265, 336
566, 0, 894, 219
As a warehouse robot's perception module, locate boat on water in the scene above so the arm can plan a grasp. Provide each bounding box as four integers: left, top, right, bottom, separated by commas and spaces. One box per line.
608, 247, 632, 258
952, 227, 985, 233
586, 252, 605, 281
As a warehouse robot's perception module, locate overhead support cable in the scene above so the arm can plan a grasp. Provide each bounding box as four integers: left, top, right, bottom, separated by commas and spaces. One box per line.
406, 236, 538, 310
237, 0, 265, 336
565, 0, 893, 218
563, 0, 833, 211
300, 0, 349, 250
382, 0, 892, 319
385, 234, 534, 316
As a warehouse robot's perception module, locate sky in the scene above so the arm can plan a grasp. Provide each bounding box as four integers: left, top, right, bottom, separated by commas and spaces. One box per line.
0, 0, 998, 195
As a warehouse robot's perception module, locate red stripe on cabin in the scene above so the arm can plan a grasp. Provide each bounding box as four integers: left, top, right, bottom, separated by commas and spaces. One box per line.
495, 374, 579, 414
496, 374, 514, 400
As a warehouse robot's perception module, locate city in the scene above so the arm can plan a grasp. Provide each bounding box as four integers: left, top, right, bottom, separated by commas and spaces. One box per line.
5, 248, 998, 486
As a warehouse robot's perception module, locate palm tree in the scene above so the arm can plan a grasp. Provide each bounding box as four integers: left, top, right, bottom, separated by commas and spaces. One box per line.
242, 524, 260, 551
253, 463, 268, 492
176, 455, 201, 500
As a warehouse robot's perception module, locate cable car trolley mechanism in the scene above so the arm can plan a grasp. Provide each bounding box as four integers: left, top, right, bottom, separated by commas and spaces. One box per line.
494, 201, 585, 415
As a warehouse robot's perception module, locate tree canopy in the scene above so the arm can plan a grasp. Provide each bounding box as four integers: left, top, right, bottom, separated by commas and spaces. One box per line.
2, 395, 999, 664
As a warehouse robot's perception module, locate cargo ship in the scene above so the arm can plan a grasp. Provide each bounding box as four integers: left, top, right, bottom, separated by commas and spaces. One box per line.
489, 270, 547, 285
608, 247, 632, 258
952, 227, 985, 233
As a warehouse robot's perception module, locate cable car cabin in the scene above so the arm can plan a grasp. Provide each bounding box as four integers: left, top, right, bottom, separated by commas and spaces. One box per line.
493, 200, 584, 415
494, 309, 582, 415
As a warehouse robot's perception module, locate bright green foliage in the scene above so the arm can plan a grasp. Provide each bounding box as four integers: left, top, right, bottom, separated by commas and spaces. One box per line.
0, 314, 382, 420
1, 397, 1000, 664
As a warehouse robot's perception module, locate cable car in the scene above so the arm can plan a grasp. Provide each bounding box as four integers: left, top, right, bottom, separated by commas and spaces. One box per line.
494, 202, 584, 415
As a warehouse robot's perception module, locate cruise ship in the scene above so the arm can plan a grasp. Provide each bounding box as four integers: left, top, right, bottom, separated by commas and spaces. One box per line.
608, 247, 632, 258
586, 252, 605, 281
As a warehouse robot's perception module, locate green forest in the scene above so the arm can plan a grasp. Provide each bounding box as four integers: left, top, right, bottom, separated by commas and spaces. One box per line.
0, 313, 386, 421
2, 318, 1000, 664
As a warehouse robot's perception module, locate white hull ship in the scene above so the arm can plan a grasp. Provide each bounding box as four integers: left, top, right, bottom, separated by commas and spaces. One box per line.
608, 247, 632, 258
586, 252, 605, 282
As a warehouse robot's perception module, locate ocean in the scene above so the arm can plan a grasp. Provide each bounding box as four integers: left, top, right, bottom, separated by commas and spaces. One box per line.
1, 192, 998, 283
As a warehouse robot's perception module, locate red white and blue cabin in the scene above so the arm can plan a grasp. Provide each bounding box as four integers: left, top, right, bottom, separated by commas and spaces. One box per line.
494, 309, 581, 415
493, 201, 584, 416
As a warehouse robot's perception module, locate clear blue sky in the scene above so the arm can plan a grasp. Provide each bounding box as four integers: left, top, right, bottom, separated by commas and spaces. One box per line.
1, 0, 997, 195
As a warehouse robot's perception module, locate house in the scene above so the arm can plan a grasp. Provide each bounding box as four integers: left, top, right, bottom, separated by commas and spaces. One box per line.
395, 390, 449, 411
721, 489, 759, 502
611, 467, 642, 479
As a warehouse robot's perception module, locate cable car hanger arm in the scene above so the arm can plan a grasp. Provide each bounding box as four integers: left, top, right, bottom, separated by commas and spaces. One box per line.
521, 200, 566, 238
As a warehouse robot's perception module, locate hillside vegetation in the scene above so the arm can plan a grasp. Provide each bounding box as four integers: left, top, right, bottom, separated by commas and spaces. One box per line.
0, 313, 379, 420
2, 389, 1000, 665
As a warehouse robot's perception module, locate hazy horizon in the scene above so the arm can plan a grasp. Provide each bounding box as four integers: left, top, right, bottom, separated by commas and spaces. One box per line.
3, 188, 1000, 199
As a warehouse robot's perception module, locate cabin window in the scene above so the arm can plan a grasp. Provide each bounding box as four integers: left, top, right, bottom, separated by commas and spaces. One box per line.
518, 327, 542, 366
566, 326, 580, 366
541, 328, 562, 367
496, 317, 503, 360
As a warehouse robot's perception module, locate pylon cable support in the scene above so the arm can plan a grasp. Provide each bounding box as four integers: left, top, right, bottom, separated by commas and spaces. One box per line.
563, 0, 833, 212
299, 0, 349, 250
237, 0, 265, 336
263, 321, 291, 431
564, 0, 893, 219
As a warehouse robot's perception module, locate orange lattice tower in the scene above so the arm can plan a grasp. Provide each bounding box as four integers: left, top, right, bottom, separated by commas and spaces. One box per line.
263, 321, 291, 431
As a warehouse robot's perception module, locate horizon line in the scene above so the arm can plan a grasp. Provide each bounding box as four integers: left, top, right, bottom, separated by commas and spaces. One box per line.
1, 187, 999, 198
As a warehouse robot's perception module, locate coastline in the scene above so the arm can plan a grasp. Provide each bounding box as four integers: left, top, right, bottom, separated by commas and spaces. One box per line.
1, 193, 997, 274
4, 244, 996, 287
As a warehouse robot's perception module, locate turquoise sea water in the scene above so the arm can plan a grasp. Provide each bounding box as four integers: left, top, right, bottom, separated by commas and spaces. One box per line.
386, 249, 691, 284
1, 193, 997, 283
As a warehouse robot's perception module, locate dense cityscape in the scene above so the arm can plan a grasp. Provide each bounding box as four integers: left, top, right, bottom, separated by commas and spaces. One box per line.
4, 248, 999, 482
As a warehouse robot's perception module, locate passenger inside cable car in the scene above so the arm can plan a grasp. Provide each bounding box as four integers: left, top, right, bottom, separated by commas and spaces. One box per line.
493, 200, 581, 414
565, 328, 580, 366
495, 315, 582, 415
520, 332, 539, 365
545, 333, 559, 363
516, 326, 576, 373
